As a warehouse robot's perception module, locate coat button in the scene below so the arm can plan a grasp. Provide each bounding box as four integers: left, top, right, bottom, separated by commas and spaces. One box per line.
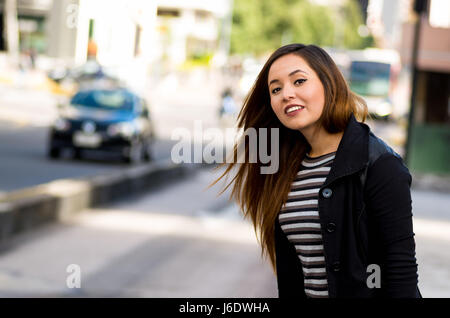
322, 188, 332, 198
331, 261, 340, 272
326, 222, 336, 233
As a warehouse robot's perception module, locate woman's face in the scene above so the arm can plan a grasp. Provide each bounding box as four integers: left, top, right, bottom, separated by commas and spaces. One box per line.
268, 53, 325, 135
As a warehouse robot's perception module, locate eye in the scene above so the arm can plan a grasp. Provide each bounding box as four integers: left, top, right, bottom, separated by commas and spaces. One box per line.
271, 87, 281, 94
294, 78, 307, 85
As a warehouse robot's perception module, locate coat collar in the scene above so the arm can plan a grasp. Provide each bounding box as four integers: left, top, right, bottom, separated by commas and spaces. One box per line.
323, 114, 370, 187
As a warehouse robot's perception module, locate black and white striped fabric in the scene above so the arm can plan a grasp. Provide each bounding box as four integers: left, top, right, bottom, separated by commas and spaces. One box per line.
278, 152, 335, 298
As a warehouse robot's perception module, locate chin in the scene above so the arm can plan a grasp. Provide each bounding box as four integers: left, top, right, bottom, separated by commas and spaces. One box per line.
281, 119, 310, 132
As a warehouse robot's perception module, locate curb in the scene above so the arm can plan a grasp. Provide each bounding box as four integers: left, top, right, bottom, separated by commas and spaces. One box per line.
0, 160, 202, 244
411, 173, 450, 194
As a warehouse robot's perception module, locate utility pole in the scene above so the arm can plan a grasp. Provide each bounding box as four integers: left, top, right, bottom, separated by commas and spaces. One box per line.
404, 0, 427, 164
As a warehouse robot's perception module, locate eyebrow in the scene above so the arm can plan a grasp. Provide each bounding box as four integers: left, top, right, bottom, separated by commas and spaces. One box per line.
268, 69, 308, 86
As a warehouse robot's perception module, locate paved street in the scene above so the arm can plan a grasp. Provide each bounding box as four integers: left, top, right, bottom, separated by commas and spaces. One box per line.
414, 227, 450, 297
0, 166, 448, 297
0, 167, 278, 297
409, 189, 450, 297
0, 119, 179, 193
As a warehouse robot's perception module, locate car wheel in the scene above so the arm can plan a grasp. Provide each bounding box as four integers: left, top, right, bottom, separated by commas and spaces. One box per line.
143, 141, 153, 162
48, 147, 60, 159
73, 148, 82, 160
124, 140, 143, 164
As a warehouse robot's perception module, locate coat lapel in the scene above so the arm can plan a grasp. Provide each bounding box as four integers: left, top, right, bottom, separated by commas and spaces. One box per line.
323, 114, 370, 187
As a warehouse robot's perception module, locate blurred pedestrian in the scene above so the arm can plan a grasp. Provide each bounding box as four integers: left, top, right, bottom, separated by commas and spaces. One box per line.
212, 44, 421, 298
87, 39, 98, 61
29, 47, 37, 69
219, 88, 238, 119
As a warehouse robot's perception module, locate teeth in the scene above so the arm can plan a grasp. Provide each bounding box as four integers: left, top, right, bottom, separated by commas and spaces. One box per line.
286, 106, 303, 113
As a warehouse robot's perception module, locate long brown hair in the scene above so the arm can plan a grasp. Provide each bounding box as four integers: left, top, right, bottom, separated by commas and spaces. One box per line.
210, 44, 367, 271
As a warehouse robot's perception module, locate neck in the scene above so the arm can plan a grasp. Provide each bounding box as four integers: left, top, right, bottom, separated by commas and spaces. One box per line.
302, 127, 343, 158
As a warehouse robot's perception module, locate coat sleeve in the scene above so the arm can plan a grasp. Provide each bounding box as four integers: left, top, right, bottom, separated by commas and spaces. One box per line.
365, 153, 420, 298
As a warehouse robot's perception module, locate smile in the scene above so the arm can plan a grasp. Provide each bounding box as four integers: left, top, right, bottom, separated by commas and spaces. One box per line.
284, 105, 305, 115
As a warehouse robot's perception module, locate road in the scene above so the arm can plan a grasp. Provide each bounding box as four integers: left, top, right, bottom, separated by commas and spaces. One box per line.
0, 163, 448, 297
0, 119, 179, 193
0, 167, 278, 297
0, 166, 449, 297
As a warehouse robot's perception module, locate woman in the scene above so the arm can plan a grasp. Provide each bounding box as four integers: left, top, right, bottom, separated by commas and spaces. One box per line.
212, 44, 420, 298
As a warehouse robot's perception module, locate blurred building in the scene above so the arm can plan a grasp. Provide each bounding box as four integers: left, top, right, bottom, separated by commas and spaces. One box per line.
363, 0, 449, 174
1, 0, 232, 70
47, 0, 231, 69
400, 0, 450, 174
154, 0, 231, 68
0, 0, 52, 54
366, 0, 410, 49
45, 0, 157, 67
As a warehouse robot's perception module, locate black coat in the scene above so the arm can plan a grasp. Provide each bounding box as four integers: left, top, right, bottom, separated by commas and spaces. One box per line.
274, 114, 421, 298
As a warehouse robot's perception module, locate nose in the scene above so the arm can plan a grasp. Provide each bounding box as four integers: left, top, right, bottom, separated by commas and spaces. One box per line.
282, 83, 295, 100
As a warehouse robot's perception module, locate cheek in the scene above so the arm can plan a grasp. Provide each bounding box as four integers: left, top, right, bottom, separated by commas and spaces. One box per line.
272, 101, 286, 122
269, 95, 279, 113
310, 86, 325, 112
271, 95, 285, 112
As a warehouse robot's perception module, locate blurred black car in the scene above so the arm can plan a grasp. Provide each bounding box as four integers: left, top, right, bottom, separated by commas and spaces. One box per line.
48, 88, 155, 163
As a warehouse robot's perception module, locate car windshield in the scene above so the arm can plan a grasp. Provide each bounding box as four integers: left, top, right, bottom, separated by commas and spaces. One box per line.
349, 61, 391, 97
70, 90, 135, 111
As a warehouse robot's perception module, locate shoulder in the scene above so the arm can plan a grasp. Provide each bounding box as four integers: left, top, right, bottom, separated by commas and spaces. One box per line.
366, 134, 411, 187
367, 132, 401, 165
365, 132, 411, 186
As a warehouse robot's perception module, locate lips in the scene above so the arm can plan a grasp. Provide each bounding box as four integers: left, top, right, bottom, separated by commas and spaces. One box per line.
284, 104, 305, 115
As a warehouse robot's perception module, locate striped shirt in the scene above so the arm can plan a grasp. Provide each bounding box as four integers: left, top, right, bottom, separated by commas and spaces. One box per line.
278, 152, 335, 298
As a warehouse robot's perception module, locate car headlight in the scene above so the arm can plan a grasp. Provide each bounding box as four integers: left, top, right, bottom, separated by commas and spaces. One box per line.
107, 122, 135, 137
53, 118, 71, 131
376, 101, 392, 117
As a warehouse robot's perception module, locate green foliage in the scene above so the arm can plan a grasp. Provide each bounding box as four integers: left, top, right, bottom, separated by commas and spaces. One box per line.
230, 0, 373, 56
338, 0, 375, 49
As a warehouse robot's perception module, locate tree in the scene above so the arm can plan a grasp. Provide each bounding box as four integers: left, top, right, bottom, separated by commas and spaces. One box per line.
230, 0, 373, 56
337, 0, 374, 49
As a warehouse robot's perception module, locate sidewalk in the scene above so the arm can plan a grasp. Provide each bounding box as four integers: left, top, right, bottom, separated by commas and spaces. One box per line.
0, 83, 59, 127
412, 174, 450, 194
403, 189, 450, 297
0, 167, 277, 298
413, 219, 450, 297
0, 65, 61, 128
